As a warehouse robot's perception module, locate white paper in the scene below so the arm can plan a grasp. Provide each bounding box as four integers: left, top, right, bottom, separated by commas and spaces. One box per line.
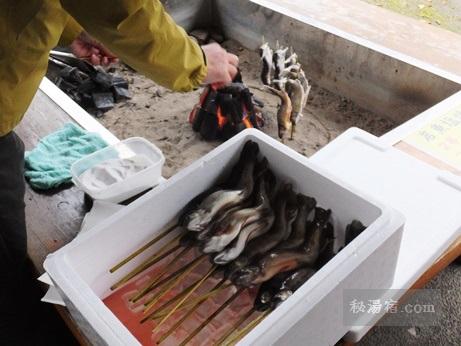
41, 286, 66, 306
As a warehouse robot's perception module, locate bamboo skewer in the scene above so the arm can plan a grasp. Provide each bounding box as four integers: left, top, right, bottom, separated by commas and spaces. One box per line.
110, 233, 182, 291
148, 282, 232, 323
130, 246, 192, 302
137, 254, 204, 308
141, 276, 203, 321
215, 308, 255, 345
179, 287, 245, 346
109, 223, 178, 273
152, 266, 217, 333
225, 310, 271, 346
143, 255, 207, 313
156, 278, 227, 344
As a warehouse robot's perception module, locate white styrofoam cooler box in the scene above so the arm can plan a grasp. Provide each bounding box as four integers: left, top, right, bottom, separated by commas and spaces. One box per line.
44, 129, 404, 345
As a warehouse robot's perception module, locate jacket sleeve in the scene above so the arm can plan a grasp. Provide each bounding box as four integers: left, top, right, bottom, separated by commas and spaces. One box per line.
58, 15, 83, 46
60, 0, 207, 91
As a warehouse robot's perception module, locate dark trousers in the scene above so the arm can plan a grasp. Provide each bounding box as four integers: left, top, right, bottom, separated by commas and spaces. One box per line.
0, 132, 27, 344
0, 132, 76, 345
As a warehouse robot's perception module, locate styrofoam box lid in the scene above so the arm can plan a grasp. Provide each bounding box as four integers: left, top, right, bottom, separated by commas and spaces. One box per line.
310, 127, 461, 341
45, 129, 404, 345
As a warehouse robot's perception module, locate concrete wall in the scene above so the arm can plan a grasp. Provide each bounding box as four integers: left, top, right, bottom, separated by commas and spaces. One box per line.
164, 0, 461, 124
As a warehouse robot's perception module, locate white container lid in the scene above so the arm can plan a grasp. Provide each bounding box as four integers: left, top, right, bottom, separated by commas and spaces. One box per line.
71, 137, 165, 203
311, 127, 461, 341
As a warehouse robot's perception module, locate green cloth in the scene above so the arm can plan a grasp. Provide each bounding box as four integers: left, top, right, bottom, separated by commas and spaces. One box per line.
24, 123, 107, 190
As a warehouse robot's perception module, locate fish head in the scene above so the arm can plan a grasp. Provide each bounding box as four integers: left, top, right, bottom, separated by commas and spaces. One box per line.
224, 256, 249, 279
240, 140, 260, 161
297, 194, 317, 211
278, 120, 292, 141
213, 252, 230, 265
254, 291, 274, 311
286, 188, 298, 207
314, 207, 332, 223
184, 210, 206, 231
273, 289, 294, 305
259, 42, 273, 60
232, 266, 261, 287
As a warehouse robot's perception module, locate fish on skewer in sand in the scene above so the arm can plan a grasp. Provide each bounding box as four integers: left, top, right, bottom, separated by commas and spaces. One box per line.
286, 78, 305, 139
258, 41, 311, 141
264, 85, 293, 142
259, 42, 273, 86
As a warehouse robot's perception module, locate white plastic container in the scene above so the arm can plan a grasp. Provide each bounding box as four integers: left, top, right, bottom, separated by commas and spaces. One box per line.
45, 129, 404, 345
71, 137, 165, 203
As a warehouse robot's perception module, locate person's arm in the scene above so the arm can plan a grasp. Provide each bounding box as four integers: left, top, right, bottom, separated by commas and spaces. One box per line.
70, 31, 118, 66
60, 0, 225, 91
58, 15, 83, 46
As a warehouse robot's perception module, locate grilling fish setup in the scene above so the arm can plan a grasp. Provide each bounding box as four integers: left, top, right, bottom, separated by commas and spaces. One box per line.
259, 41, 311, 142
105, 140, 367, 345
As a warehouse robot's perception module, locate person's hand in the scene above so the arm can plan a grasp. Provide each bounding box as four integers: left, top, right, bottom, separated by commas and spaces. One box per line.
201, 43, 239, 87
70, 32, 118, 66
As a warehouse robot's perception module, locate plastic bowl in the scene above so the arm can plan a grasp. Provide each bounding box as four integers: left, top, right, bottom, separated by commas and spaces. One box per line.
71, 137, 165, 203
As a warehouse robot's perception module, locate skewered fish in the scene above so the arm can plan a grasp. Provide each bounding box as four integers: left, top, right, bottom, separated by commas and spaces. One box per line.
265, 85, 293, 141
298, 69, 311, 109
198, 158, 269, 244
273, 46, 288, 90
304, 208, 331, 253
229, 184, 295, 276
233, 207, 331, 287
277, 194, 316, 250
254, 271, 292, 311
196, 203, 245, 241
179, 140, 251, 228
182, 141, 259, 231
283, 190, 299, 241
259, 42, 273, 86
285, 48, 298, 67
281, 63, 301, 76
213, 216, 274, 265
286, 78, 305, 139
202, 169, 274, 253
345, 220, 366, 246
234, 250, 315, 287
272, 267, 316, 305
213, 174, 275, 264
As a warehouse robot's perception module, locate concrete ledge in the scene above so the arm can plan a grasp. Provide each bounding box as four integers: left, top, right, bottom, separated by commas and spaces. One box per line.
252, 0, 461, 83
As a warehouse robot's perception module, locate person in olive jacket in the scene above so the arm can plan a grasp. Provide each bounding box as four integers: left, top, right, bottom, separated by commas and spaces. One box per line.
0, 1, 238, 343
